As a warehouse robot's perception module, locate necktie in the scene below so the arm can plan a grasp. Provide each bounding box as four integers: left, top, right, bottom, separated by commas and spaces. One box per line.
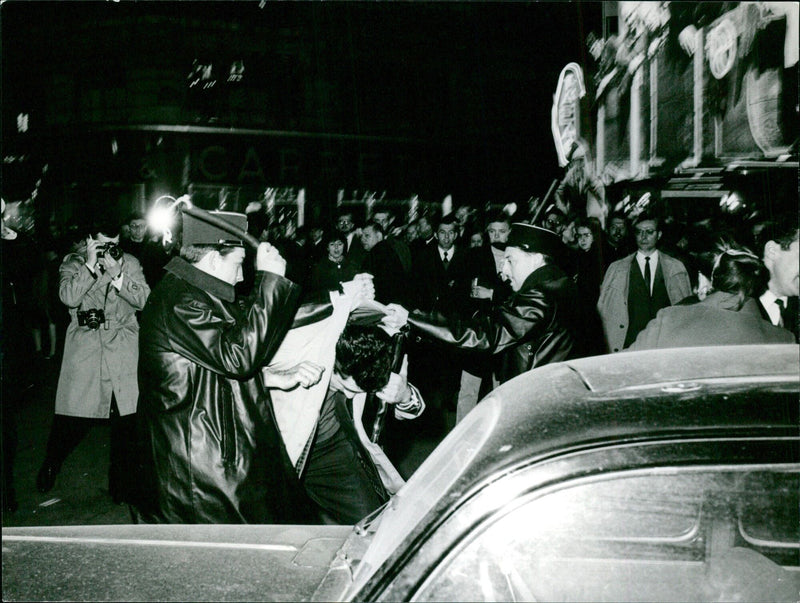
643, 256, 651, 295
442, 251, 450, 269
775, 298, 786, 327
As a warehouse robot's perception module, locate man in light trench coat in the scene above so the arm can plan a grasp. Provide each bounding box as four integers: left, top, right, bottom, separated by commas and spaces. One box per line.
36, 222, 150, 505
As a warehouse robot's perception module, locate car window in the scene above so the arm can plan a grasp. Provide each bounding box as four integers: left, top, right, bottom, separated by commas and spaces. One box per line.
414, 467, 800, 602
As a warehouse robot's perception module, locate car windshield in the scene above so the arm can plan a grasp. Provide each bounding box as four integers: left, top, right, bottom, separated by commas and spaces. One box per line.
348, 397, 501, 593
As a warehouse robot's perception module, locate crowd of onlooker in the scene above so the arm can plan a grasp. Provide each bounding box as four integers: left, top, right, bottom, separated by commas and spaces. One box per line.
2, 195, 797, 519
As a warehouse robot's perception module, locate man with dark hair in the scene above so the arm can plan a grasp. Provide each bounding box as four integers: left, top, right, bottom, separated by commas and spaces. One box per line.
407, 212, 470, 435
360, 221, 413, 306
135, 210, 317, 524
459, 210, 513, 421
410, 213, 470, 313
756, 219, 799, 341
266, 284, 422, 525
468, 210, 513, 310
410, 214, 435, 255
598, 212, 692, 352
372, 206, 413, 278
602, 211, 634, 269
335, 209, 367, 269
300, 323, 422, 524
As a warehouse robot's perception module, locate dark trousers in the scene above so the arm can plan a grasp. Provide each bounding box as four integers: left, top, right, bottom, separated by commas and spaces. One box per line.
302, 428, 387, 525
43, 397, 138, 495
2, 387, 21, 509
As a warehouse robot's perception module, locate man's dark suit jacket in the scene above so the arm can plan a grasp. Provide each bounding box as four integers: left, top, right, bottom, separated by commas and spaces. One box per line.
410, 244, 470, 315
344, 232, 367, 270
361, 239, 413, 307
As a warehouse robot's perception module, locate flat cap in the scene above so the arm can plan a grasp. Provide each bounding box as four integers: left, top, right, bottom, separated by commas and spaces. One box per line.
506, 222, 565, 258
182, 210, 247, 247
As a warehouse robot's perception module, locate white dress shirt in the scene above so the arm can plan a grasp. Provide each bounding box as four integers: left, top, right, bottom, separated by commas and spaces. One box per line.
759, 289, 788, 326
636, 250, 659, 294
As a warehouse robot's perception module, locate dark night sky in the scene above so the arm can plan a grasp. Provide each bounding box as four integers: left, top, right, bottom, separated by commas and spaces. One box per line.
1, 1, 603, 204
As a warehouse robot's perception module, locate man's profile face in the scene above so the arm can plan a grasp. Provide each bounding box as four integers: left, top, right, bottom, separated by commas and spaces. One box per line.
766, 239, 800, 297
436, 223, 457, 251
634, 219, 660, 254
214, 247, 245, 286
486, 221, 510, 246
360, 226, 382, 251
502, 246, 538, 291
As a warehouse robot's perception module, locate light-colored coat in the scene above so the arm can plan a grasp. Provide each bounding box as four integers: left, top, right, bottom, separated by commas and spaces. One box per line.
55, 251, 150, 418
628, 293, 795, 350
597, 251, 691, 353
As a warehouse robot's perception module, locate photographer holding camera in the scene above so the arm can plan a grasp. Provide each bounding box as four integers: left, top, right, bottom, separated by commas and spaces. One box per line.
36, 221, 150, 505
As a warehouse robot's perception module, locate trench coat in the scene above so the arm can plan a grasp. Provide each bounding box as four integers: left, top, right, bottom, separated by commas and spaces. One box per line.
55, 251, 150, 418
136, 257, 316, 524
597, 251, 691, 353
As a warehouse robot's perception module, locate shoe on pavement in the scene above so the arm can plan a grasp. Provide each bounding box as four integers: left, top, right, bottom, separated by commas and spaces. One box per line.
36, 463, 59, 493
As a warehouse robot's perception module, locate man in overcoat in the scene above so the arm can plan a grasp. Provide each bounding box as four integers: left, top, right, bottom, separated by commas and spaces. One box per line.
37, 223, 150, 504
597, 212, 692, 352
135, 211, 317, 524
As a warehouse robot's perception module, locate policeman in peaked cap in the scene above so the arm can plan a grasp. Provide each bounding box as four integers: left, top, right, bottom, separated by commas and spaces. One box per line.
395, 221, 585, 407
502, 223, 568, 291
135, 208, 323, 524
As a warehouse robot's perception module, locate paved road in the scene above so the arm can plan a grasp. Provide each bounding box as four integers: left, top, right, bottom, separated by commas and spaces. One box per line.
2, 355, 441, 528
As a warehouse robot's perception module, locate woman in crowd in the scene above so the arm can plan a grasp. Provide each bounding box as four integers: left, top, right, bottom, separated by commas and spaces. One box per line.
628, 246, 794, 350
307, 231, 358, 298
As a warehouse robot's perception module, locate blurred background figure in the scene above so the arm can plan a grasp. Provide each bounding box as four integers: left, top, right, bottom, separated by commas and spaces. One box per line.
2, 200, 38, 513
601, 211, 634, 271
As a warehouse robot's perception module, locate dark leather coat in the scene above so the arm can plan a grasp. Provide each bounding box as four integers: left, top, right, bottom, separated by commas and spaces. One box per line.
408, 263, 580, 384
136, 257, 316, 524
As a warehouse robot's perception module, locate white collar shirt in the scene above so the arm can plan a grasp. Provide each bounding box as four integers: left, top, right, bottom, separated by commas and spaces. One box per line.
759, 289, 788, 326
636, 250, 659, 294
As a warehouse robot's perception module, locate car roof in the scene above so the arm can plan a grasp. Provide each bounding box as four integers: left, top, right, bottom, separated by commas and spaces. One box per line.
564, 344, 800, 393
471, 344, 799, 476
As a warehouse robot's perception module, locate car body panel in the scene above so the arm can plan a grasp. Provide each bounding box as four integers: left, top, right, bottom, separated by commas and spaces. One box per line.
2, 524, 352, 601
3, 345, 798, 602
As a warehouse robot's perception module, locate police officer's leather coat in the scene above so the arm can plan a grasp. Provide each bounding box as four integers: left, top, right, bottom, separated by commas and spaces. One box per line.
408, 263, 580, 384
136, 257, 316, 524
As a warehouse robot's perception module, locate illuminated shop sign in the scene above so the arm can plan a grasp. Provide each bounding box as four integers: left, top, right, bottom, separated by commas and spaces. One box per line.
551, 62, 586, 167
